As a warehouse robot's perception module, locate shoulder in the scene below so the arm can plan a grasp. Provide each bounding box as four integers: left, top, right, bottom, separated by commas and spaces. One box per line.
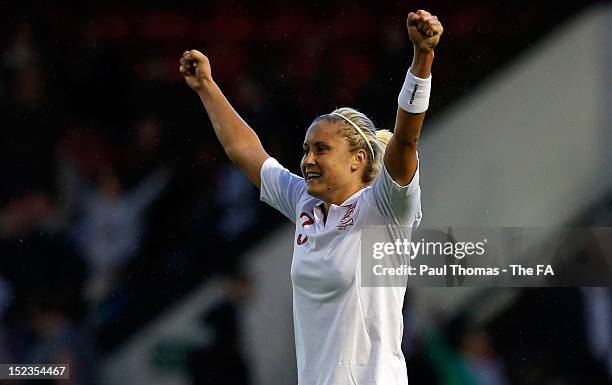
363, 165, 422, 226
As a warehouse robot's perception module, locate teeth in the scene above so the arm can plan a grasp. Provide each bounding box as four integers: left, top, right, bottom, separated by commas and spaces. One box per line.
306, 172, 322, 180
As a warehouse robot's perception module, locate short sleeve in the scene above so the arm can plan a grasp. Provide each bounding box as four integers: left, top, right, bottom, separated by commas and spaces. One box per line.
260, 157, 307, 223
370, 156, 422, 227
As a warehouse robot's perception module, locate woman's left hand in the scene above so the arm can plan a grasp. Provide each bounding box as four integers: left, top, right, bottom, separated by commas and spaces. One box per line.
407, 10, 443, 53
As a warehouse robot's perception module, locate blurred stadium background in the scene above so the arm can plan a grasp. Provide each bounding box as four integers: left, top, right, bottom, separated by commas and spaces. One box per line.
1, 1, 611, 384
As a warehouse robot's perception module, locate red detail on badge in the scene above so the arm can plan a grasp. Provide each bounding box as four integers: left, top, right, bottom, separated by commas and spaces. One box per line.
337, 203, 356, 230
297, 211, 314, 245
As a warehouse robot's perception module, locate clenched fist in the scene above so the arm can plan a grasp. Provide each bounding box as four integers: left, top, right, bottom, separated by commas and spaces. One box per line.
407, 10, 443, 52
179, 49, 212, 92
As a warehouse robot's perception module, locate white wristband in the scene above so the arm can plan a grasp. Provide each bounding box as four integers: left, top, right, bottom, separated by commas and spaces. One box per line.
398, 67, 431, 114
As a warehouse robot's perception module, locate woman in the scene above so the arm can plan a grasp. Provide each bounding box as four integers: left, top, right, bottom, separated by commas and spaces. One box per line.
180, 9, 443, 385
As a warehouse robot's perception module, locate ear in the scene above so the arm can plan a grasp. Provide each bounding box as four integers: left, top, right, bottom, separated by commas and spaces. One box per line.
350, 149, 368, 172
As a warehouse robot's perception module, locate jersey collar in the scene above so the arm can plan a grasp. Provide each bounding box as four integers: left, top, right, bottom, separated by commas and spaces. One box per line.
312, 185, 369, 210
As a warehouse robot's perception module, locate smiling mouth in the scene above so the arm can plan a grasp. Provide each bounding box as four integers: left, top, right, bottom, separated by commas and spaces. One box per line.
305, 172, 322, 182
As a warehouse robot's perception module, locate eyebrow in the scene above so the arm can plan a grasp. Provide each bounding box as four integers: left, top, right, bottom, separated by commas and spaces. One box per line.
303, 141, 330, 147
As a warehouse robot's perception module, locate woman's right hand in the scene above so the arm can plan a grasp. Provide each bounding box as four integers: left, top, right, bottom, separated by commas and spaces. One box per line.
179, 49, 212, 92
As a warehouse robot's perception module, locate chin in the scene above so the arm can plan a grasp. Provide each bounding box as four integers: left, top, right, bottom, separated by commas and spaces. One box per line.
306, 184, 325, 199
306, 185, 319, 196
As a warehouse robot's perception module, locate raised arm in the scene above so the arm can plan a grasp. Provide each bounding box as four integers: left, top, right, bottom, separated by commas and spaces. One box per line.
179, 50, 269, 189
384, 10, 443, 186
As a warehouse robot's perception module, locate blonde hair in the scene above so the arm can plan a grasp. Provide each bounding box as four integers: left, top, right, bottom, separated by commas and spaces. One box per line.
314, 107, 392, 185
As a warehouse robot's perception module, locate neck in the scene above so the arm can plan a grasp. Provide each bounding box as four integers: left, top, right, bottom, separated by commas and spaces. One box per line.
322, 183, 367, 214
323, 201, 331, 216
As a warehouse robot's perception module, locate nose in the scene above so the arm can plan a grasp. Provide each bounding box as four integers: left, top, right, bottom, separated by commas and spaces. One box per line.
303, 149, 316, 166
301, 150, 316, 176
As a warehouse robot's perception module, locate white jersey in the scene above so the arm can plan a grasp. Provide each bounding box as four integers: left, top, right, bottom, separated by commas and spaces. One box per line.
260, 157, 422, 385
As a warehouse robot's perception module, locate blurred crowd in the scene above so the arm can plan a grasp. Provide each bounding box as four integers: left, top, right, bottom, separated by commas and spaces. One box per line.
402, 286, 612, 385
0, 1, 608, 384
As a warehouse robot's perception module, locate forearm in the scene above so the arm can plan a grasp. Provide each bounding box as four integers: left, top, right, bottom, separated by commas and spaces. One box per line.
394, 49, 434, 145
197, 80, 264, 160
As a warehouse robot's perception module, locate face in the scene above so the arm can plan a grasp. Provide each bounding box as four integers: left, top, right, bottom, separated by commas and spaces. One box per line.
301, 120, 367, 203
